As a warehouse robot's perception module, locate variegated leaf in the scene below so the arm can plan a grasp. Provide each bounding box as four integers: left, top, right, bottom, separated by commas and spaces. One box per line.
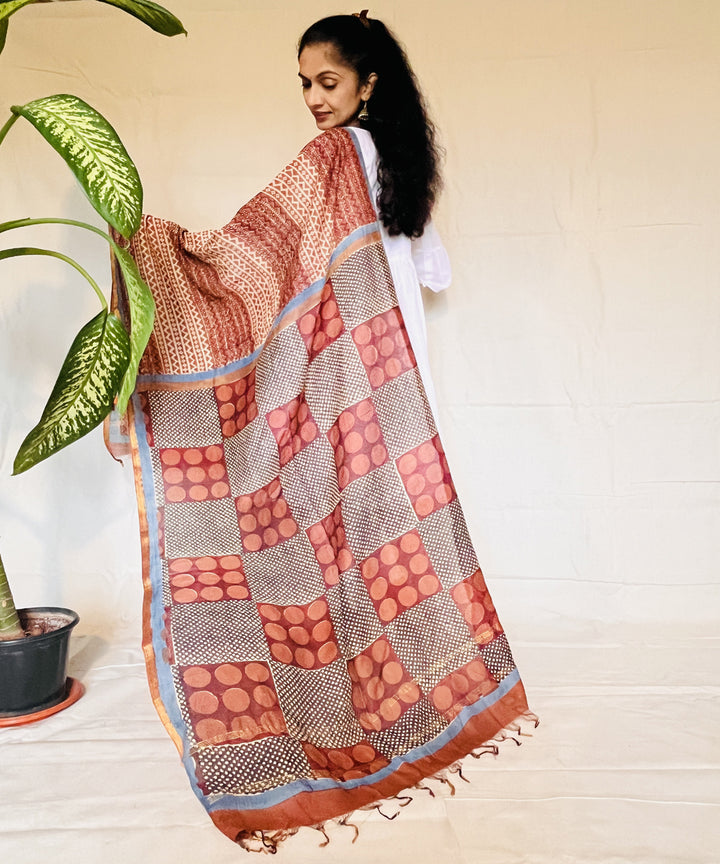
0, 0, 38, 25
0, 18, 8, 56
12, 95, 142, 238
0, 553, 23, 641
96, 0, 186, 36
111, 242, 155, 413
13, 311, 131, 474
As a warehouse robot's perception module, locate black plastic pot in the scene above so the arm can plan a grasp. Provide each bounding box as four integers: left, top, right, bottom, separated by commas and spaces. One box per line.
0, 607, 79, 717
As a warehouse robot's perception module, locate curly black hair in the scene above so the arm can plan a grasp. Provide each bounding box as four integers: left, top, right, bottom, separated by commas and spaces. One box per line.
298, 14, 442, 238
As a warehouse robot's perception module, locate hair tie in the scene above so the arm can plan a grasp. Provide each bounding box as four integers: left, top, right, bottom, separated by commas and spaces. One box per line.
353, 9, 371, 27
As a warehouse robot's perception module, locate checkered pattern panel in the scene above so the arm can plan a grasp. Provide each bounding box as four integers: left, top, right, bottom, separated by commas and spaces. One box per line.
254, 323, 308, 414
372, 368, 437, 459
396, 435, 456, 520
302, 739, 390, 782
170, 600, 270, 665
368, 697, 446, 760
417, 499, 481, 589
480, 633, 516, 683
384, 592, 479, 691
304, 332, 372, 431
164, 498, 243, 559
358, 529, 443, 626
339, 461, 418, 560
258, 597, 340, 670
242, 532, 325, 606
326, 567, 384, 658
215, 369, 258, 439
331, 241, 396, 328
266, 392, 319, 468
195, 736, 312, 796
279, 436, 340, 529
351, 307, 417, 390
147, 388, 223, 448
270, 657, 365, 748
223, 416, 280, 497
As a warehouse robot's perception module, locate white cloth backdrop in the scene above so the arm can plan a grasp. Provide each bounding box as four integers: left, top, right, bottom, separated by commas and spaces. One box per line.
1, 2, 718, 862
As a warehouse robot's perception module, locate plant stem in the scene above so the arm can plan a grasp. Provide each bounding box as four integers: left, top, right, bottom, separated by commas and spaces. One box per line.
0, 216, 114, 245
0, 246, 108, 310
0, 551, 23, 641
0, 112, 19, 148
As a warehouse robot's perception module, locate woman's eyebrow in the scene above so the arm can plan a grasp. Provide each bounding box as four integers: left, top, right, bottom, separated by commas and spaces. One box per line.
298, 70, 342, 79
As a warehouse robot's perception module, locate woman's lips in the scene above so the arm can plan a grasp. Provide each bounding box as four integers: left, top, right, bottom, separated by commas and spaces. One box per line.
313, 112, 331, 122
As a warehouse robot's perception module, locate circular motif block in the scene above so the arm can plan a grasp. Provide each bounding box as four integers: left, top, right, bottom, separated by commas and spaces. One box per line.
352, 307, 417, 390
235, 479, 299, 552
258, 598, 340, 670
396, 434, 456, 519
306, 503, 355, 587
327, 397, 389, 490
429, 656, 497, 722
298, 281, 345, 361
168, 554, 250, 604
359, 530, 441, 623
266, 394, 319, 467
178, 660, 286, 745
160, 445, 231, 504
302, 739, 389, 781
215, 370, 258, 439
347, 637, 420, 732
451, 568, 502, 646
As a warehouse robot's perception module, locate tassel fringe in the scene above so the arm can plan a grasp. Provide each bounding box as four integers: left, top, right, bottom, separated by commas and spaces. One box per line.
234, 711, 539, 853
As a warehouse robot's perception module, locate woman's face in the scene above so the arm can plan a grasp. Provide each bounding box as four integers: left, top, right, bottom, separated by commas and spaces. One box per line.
298, 42, 375, 130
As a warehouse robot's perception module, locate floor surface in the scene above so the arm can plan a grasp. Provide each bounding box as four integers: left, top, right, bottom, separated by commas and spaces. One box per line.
2, 625, 718, 863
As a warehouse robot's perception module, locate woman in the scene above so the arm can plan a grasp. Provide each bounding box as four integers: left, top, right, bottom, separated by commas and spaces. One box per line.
112, 11, 533, 851
298, 12, 450, 414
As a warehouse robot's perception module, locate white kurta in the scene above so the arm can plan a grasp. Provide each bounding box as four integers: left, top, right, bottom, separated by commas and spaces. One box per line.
349, 127, 451, 416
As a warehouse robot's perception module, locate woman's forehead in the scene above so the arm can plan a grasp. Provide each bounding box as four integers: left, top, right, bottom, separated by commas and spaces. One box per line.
298, 42, 354, 77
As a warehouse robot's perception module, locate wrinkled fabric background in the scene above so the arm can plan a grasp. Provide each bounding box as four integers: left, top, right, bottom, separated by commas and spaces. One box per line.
0, 2, 718, 862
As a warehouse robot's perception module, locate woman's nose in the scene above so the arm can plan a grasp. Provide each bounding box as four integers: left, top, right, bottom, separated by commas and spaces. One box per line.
305, 84, 323, 108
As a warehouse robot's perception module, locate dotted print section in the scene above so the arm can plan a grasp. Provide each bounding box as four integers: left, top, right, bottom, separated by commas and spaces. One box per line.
351, 307, 416, 390
266, 394, 319, 468
327, 398, 389, 490
306, 504, 355, 588
235, 478, 299, 553
179, 660, 286, 745
451, 568, 503, 647
159, 445, 231, 504
297, 281, 345, 361
168, 554, 250, 604
359, 530, 442, 624
396, 435, 456, 519
429, 656, 497, 722
215, 371, 258, 439
259, 598, 340, 669
302, 740, 390, 782
138, 392, 155, 447
347, 636, 420, 733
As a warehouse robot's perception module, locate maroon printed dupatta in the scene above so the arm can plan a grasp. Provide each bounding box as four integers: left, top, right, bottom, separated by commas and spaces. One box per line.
110, 127, 534, 848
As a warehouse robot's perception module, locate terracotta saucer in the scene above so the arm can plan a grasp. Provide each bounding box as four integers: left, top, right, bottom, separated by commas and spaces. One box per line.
0, 677, 85, 728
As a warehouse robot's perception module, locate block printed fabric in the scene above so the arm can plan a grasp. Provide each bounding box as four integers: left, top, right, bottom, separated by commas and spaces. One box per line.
111, 127, 533, 845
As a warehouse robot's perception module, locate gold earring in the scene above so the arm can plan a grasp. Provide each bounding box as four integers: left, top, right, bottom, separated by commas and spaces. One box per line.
358, 101, 369, 121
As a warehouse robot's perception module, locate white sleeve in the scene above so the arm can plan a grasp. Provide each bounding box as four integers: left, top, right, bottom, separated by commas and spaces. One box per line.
410, 219, 452, 293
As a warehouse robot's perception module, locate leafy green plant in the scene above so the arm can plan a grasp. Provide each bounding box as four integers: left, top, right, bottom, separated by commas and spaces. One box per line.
0, 0, 186, 640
